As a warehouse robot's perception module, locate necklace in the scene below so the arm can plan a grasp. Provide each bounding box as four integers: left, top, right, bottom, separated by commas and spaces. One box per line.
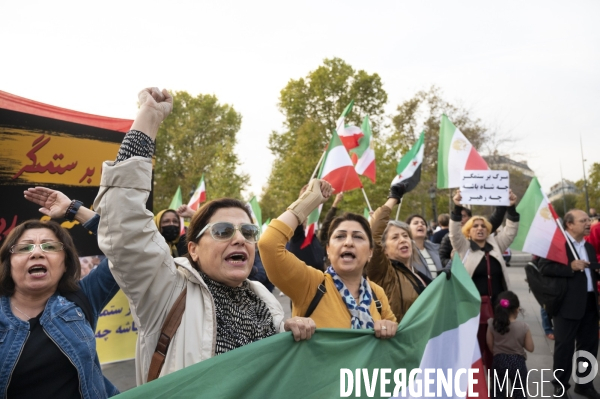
12, 303, 34, 320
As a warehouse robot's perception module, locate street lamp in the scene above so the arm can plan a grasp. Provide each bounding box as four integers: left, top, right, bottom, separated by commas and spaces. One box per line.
428, 184, 438, 223
580, 135, 590, 214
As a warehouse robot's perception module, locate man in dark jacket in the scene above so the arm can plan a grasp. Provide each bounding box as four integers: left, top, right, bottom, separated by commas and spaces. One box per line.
439, 206, 506, 266
539, 210, 600, 399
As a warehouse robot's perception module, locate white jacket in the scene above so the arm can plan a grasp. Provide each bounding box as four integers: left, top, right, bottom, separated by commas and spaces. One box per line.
94, 157, 285, 385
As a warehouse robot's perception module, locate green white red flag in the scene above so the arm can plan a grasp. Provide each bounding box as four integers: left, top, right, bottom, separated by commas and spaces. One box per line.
336, 100, 363, 151
391, 132, 424, 193
113, 253, 487, 399
437, 115, 488, 189
168, 186, 185, 236
511, 177, 568, 264
350, 115, 376, 183
248, 196, 263, 233
187, 175, 206, 211
318, 129, 363, 194
301, 204, 322, 249
301, 127, 364, 249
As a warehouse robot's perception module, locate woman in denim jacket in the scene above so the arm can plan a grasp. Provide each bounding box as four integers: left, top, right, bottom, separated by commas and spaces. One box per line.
0, 217, 120, 398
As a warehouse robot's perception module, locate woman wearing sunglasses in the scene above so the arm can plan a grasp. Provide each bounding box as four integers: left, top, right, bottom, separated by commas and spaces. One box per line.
0, 219, 120, 398
94, 88, 314, 386
259, 179, 398, 337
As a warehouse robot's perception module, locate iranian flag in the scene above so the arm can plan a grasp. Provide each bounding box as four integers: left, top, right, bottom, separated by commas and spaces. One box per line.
336, 100, 363, 151
511, 177, 568, 264
390, 132, 424, 193
187, 175, 206, 211
248, 196, 262, 233
301, 204, 322, 249
114, 254, 487, 399
351, 115, 376, 183
168, 186, 185, 236
437, 115, 488, 189
318, 129, 363, 194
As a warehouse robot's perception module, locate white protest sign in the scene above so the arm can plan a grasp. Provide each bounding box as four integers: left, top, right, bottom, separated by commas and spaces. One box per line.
460, 170, 510, 206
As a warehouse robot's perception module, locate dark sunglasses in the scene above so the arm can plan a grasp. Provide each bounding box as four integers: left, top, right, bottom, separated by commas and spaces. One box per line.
196, 222, 259, 243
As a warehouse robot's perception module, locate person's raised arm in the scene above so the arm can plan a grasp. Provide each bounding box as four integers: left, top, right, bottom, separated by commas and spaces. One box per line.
494, 189, 520, 252
448, 190, 470, 257
94, 88, 175, 332
366, 182, 406, 282
278, 180, 333, 231
176, 204, 195, 219
130, 88, 172, 141
258, 180, 332, 307
488, 206, 507, 233
24, 187, 97, 225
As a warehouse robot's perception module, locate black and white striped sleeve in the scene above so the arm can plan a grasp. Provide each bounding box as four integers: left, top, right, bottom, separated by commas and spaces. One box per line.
115, 130, 155, 163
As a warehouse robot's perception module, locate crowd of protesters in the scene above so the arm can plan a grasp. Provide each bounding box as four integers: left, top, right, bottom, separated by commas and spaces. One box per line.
0, 87, 598, 399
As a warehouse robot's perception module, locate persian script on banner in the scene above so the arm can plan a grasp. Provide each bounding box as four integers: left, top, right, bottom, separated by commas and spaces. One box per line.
460, 170, 510, 206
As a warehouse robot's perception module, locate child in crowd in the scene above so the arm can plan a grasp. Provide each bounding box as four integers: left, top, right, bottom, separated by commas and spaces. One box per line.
486, 291, 534, 399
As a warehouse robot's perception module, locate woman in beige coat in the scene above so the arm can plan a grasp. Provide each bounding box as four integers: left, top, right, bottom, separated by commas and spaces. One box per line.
449, 188, 519, 370
94, 88, 314, 385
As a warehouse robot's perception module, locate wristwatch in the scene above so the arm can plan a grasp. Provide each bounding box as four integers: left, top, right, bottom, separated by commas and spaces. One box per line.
65, 200, 83, 221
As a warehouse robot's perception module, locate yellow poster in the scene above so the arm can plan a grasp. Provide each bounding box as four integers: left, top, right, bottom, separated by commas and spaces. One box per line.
95, 289, 138, 364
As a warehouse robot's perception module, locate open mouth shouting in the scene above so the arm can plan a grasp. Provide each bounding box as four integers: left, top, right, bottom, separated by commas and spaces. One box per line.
225, 252, 248, 265
28, 265, 48, 278
340, 251, 356, 261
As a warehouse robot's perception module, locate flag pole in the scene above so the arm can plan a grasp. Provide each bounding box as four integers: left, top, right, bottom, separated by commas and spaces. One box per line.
309, 150, 327, 182
395, 198, 402, 221
361, 188, 372, 212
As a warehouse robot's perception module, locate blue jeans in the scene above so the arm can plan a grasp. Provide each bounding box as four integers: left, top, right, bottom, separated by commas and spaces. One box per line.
541, 308, 553, 335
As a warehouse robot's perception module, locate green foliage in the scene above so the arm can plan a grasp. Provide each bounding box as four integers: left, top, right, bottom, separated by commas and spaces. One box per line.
261, 58, 388, 219
573, 162, 600, 213
552, 194, 579, 219
387, 87, 489, 222
153, 91, 247, 211
261, 70, 519, 226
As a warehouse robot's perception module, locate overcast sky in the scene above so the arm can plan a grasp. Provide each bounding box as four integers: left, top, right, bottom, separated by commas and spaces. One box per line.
2, 0, 598, 200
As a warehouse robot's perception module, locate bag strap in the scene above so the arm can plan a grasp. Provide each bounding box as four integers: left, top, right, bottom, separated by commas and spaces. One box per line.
304, 279, 383, 317
485, 252, 493, 299
304, 281, 326, 317
371, 289, 382, 314
147, 287, 187, 382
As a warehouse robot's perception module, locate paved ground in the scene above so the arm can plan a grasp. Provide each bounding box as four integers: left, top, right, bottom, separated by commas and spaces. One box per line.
102, 251, 600, 397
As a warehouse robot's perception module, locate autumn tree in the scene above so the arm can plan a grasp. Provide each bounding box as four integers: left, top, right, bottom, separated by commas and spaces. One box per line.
387, 86, 491, 221
260, 58, 388, 219
552, 194, 579, 219
153, 91, 247, 211
574, 162, 600, 213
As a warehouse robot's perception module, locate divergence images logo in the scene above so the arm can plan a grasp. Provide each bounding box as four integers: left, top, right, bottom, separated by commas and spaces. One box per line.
572, 350, 598, 385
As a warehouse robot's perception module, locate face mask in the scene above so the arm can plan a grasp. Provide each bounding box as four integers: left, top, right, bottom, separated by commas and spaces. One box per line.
162, 225, 180, 242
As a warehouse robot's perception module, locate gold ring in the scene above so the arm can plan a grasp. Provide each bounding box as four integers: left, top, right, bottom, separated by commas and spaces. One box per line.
382, 326, 387, 330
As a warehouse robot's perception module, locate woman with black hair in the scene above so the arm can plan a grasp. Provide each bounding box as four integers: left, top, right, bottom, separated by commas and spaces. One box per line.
486, 291, 534, 399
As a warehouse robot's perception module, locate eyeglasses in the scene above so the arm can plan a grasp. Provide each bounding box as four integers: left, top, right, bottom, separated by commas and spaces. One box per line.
10, 242, 64, 254
196, 222, 260, 243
